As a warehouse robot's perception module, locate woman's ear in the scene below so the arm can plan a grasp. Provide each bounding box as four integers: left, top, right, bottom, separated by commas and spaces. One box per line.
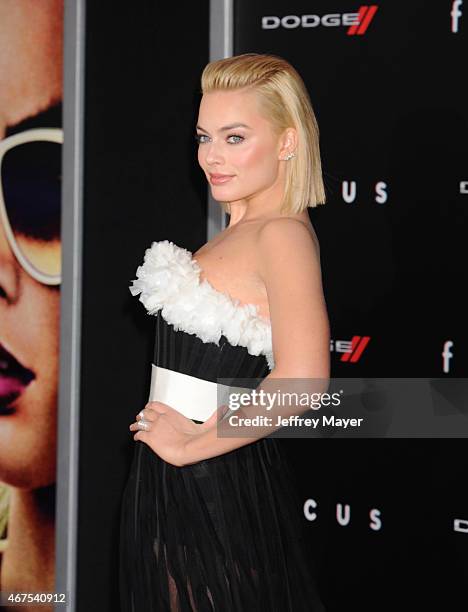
278, 127, 298, 160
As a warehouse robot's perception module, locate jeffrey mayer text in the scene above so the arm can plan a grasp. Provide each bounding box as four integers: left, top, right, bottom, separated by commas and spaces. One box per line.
228, 414, 364, 428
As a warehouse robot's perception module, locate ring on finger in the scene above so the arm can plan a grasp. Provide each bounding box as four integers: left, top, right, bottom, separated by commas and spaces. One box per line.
138, 418, 151, 431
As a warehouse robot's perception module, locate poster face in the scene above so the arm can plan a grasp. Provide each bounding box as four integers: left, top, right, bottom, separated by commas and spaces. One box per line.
0, 0, 63, 605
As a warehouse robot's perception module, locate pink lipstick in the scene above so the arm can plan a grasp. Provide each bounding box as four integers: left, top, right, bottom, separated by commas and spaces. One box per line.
209, 173, 234, 185
0, 343, 35, 415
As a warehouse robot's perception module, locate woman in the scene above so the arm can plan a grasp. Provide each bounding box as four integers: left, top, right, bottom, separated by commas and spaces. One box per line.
120, 53, 330, 611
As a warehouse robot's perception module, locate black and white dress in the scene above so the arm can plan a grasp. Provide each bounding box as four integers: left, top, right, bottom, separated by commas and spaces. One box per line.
119, 240, 325, 612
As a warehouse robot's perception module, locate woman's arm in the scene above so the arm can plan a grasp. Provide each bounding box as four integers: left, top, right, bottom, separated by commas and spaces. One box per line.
183, 218, 330, 463
133, 218, 330, 465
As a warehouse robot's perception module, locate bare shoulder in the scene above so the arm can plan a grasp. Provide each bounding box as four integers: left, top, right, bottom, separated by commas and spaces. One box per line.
256, 217, 320, 272
253, 216, 329, 378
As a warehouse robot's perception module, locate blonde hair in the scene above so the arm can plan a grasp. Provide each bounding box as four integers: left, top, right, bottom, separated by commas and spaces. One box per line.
0, 483, 10, 553
200, 53, 326, 215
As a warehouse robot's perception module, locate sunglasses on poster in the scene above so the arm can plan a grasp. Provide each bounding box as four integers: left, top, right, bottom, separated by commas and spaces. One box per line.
0, 128, 63, 286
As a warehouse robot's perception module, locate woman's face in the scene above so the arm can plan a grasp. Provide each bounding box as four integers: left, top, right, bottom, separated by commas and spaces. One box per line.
0, 0, 62, 489
196, 88, 287, 206
0, 227, 59, 488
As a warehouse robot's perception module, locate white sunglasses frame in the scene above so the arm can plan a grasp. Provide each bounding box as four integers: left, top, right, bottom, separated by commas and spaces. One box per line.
0, 127, 63, 286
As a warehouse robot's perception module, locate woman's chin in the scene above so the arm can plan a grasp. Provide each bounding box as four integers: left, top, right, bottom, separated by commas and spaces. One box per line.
210, 183, 236, 197
0, 456, 56, 489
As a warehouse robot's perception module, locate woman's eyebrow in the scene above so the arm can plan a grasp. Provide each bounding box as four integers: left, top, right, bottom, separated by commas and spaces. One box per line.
196, 123, 251, 133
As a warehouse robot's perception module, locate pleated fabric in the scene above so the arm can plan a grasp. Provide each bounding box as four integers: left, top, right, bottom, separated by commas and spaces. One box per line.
119, 313, 325, 611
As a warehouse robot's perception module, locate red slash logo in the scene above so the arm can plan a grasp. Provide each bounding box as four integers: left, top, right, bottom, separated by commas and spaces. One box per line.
340, 335, 371, 362
347, 5, 379, 35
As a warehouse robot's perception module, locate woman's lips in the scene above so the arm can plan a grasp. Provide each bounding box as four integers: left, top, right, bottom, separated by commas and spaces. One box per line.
209, 174, 234, 185
0, 343, 35, 414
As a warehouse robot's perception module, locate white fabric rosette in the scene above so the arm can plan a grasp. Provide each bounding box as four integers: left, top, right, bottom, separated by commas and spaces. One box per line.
129, 240, 275, 370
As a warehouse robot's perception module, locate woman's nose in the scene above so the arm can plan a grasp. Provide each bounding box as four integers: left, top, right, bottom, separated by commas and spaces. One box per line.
204, 141, 225, 166
0, 222, 19, 303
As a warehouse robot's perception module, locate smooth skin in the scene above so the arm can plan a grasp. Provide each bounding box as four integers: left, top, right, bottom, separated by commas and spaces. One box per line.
130, 87, 330, 466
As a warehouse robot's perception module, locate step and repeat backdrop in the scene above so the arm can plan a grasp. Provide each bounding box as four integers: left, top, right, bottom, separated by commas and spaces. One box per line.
231, 1, 467, 610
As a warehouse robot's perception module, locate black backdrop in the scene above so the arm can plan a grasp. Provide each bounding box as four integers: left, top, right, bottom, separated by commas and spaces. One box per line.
75, 2, 468, 611
231, 1, 467, 611
76, 2, 209, 611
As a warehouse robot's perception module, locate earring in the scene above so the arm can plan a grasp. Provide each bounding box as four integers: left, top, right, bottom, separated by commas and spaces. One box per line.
282, 152, 296, 161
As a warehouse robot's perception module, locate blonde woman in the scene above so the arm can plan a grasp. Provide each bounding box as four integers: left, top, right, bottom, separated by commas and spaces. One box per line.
121, 53, 330, 611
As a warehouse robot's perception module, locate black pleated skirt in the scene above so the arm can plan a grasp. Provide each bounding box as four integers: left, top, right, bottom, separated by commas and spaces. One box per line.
119, 436, 325, 612
119, 315, 325, 611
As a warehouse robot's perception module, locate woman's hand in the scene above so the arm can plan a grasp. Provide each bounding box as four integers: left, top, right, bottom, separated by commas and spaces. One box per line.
129, 401, 222, 467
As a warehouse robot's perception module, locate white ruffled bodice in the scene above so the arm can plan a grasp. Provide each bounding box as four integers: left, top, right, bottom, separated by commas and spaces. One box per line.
129, 240, 275, 370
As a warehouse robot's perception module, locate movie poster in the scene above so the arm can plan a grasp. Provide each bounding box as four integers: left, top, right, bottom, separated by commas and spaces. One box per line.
0, 1, 63, 608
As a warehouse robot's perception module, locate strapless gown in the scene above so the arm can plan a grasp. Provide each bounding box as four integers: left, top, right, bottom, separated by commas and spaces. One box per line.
119, 240, 325, 611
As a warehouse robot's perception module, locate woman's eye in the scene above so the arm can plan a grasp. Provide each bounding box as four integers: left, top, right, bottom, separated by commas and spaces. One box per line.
227, 134, 244, 144
195, 134, 209, 144
195, 134, 244, 144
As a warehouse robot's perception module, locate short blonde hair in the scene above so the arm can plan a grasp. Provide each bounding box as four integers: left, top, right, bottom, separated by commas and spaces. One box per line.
200, 53, 326, 215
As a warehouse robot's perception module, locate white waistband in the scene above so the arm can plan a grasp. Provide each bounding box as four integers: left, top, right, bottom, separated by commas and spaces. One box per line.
149, 364, 248, 422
